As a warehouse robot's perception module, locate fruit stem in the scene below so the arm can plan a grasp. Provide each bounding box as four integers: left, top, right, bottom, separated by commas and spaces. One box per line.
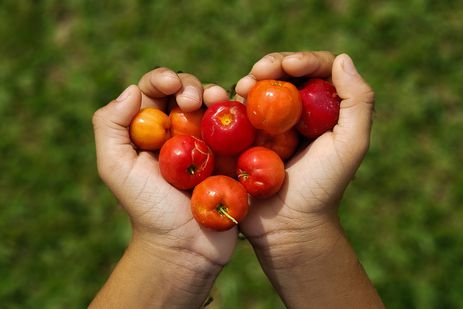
237, 169, 248, 180
187, 165, 196, 175
216, 204, 238, 225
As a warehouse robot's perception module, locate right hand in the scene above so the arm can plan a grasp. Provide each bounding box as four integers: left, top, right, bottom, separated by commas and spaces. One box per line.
92, 67, 234, 268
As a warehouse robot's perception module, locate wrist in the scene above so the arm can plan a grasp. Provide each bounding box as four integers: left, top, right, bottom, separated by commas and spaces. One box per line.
247, 214, 384, 308
90, 232, 222, 309
249, 212, 344, 270
130, 230, 223, 276
129, 232, 222, 303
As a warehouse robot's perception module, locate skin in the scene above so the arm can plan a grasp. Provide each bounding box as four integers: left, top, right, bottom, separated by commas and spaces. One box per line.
90, 53, 384, 308
236, 51, 384, 308
90, 68, 230, 308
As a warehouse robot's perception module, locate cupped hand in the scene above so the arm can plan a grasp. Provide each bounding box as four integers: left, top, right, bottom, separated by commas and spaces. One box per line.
92, 67, 233, 266
235, 52, 375, 249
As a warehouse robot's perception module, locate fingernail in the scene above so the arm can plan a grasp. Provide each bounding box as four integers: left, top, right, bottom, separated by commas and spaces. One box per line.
341, 54, 358, 76
285, 52, 303, 60
162, 70, 179, 81
256, 55, 276, 66
116, 85, 132, 102
181, 85, 200, 101
242, 74, 256, 85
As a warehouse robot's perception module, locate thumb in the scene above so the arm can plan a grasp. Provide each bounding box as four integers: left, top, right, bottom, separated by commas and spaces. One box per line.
92, 85, 142, 183
332, 54, 375, 161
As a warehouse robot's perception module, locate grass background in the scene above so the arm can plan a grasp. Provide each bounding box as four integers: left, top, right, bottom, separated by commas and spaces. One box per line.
1, 0, 463, 308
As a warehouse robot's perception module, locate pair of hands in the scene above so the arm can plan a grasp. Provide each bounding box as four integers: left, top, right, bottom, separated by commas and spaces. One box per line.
92, 51, 377, 307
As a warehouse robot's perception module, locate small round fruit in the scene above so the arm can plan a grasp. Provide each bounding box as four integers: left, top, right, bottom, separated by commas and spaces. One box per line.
159, 135, 214, 190
237, 146, 285, 198
169, 105, 204, 138
254, 128, 299, 161
130, 107, 171, 150
246, 80, 302, 135
296, 78, 341, 139
191, 175, 249, 231
201, 100, 256, 156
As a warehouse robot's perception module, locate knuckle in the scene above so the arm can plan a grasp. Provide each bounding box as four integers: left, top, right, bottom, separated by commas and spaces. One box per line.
337, 135, 370, 164
96, 160, 109, 181
263, 52, 282, 62
354, 81, 375, 105
315, 50, 335, 59
96, 153, 126, 183
356, 136, 371, 157
265, 52, 278, 57
179, 72, 201, 85
363, 84, 375, 102
152, 66, 170, 74
325, 50, 336, 58
92, 107, 107, 128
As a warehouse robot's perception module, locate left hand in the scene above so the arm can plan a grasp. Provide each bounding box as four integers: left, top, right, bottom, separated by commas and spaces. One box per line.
235, 51, 375, 260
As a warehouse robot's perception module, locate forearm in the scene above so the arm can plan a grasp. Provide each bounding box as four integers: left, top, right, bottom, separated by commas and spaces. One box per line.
251, 218, 384, 309
89, 233, 221, 309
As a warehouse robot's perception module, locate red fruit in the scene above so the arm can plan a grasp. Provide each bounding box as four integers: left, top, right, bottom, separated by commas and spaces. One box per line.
169, 105, 204, 138
254, 128, 299, 161
296, 78, 341, 139
159, 135, 214, 190
237, 146, 285, 198
246, 80, 302, 135
201, 100, 256, 156
191, 175, 249, 231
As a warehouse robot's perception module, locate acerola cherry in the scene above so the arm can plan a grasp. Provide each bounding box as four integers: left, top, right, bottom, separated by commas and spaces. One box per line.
159, 135, 214, 190
237, 146, 285, 198
296, 78, 341, 139
246, 80, 302, 135
191, 175, 249, 231
201, 100, 256, 156
169, 105, 204, 138
254, 128, 299, 161
129, 108, 171, 151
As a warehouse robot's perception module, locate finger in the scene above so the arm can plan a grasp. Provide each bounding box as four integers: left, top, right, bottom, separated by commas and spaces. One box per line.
235, 52, 290, 98
235, 74, 257, 99
236, 51, 335, 98
281, 51, 335, 78
138, 67, 182, 109
250, 52, 293, 80
331, 53, 375, 160
139, 92, 167, 110
175, 73, 203, 112
203, 84, 229, 107
234, 93, 246, 103
138, 67, 182, 98
92, 85, 142, 185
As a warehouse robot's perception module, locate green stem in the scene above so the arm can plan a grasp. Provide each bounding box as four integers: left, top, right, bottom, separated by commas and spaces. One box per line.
216, 204, 238, 225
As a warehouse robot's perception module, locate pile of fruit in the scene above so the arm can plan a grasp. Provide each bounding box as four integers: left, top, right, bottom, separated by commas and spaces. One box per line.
129, 78, 341, 231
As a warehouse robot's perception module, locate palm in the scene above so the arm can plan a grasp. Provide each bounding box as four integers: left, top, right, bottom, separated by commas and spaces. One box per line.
118, 151, 238, 264
240, 132, 352, 239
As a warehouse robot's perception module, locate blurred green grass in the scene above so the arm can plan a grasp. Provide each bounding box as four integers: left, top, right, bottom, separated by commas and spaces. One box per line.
1, 0, 462, 308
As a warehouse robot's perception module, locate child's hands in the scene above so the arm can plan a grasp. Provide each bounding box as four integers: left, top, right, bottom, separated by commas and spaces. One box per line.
91, 57, 382, 309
